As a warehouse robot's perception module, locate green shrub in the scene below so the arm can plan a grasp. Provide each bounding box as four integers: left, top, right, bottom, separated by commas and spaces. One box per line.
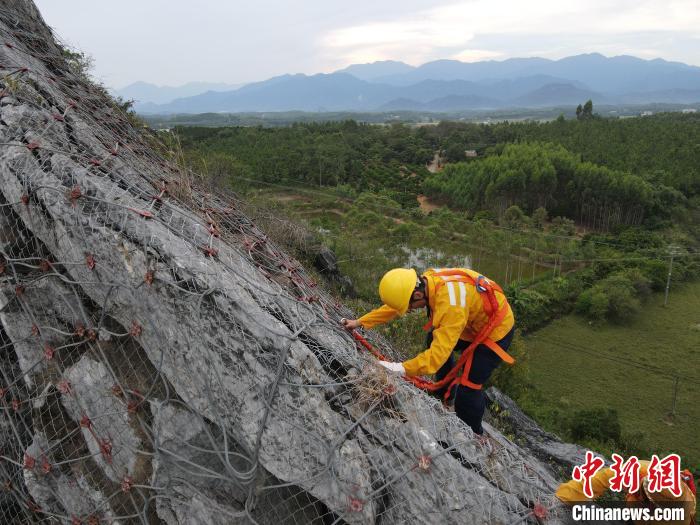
392, 223, 413, 243
576, 273, 642, 322
568, 408, 622, 443
604, 274, 641, 321
509, 288, 552, 332
532, 207, 548, 230
638, 259, 668, 290
473, 210, 496, 222
617, 431, 652, 459
621, 267, 652, 299
335, 184, 357, 199
502, 205, 527, 229
551, 216, 576, 236
577, 288, 609, 320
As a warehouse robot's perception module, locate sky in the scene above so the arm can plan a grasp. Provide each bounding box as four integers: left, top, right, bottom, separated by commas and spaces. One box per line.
34, 0, 700, 89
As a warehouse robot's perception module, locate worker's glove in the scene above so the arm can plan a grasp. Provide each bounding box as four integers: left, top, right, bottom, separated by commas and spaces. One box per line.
377, 361, 405, 374
341, 318, 361, 330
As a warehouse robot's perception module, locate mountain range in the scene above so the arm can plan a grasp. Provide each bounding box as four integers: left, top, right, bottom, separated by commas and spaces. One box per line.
124, 54, 700, 114
113, 81, 242, 105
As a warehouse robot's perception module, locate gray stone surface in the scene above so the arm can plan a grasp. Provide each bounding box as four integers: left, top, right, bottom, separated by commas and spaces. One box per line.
61, 355, 147, 483
22, 431, 116, 520
0, 323, 32, 513
151, 402, 248, 524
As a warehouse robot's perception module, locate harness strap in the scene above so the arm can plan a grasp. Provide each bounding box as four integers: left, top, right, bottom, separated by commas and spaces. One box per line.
460, 348, 482, 390
433, 269, 504, 293
454, 289, 511, 393
484, 338, 515, 365
446, 337, 515, 391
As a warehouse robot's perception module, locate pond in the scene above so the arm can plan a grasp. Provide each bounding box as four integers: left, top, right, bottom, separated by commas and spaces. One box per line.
400, 246, 551, 286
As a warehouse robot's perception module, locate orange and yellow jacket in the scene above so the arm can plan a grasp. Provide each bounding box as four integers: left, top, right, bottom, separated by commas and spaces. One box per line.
358, 268, 514, 377
556, 461, 696, 524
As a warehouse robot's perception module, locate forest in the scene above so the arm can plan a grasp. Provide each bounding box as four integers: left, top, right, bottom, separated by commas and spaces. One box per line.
423, 142, 681, 229
178, 111, 700, 210
178, 121, 432, 204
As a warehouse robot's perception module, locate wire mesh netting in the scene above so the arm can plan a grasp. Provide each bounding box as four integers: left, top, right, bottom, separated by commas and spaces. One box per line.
0, 1, 569, 523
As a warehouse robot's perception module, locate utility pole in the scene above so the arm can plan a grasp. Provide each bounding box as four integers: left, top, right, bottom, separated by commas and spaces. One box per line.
664, 245, 680, 306
670, 375, 679, 417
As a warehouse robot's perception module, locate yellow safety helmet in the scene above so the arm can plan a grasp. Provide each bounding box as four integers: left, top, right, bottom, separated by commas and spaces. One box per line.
378, 268, 418, 315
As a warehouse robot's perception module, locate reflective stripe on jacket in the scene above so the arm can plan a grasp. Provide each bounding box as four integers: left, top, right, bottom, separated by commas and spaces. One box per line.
358, 268, 515, 377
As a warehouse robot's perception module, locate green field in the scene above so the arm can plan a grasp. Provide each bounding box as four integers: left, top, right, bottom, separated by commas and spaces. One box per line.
524, 281, 700, 468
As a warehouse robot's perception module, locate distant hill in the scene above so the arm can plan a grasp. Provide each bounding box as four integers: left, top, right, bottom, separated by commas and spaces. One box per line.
139, 74, 585, 114
618, 89, 700, 104
136, 54, 700, 114
139, 74, 392, 113
379, 94, 499, 111
367, 54, 700, 94
337, 60, 415, 81
114, 81, 242, 107
512, 83, 606, 107
373, 57, 552, 85
474, 75, 590, 100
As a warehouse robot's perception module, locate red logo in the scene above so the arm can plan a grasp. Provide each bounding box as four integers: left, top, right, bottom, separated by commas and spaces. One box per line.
647, 454, 682, 497
572, 451, 605, 498
609, 454, 641, 493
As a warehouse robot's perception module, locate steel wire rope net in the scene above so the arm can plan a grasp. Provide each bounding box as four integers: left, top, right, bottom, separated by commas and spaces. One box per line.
0, 2, 569, 524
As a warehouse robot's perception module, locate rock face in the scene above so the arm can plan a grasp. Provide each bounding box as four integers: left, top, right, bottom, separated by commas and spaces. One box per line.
314, 245, 356, 298
0, 2, 571, 523
486, 387, 589, 476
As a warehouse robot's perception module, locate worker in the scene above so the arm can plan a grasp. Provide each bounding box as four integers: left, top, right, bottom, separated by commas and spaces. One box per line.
342, 267, 515, 435
556, 460, 697, 524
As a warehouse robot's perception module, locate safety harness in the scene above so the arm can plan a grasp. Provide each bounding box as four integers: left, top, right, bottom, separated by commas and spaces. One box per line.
351, 269, 515, 402
410, 269, 515, 400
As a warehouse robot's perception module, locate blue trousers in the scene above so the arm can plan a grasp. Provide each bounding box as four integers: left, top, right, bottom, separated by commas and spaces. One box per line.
428, 327, 515, 434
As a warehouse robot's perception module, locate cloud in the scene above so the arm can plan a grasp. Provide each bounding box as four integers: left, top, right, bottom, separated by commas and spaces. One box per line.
321, 6, 476, 67
321, 0, 700, 67
451, 49, 504, 62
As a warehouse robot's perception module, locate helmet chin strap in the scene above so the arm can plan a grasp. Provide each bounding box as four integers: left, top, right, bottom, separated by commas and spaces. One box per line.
413, 278, 426, 299
408, 289, 427, 310
407, 278, 429, 310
